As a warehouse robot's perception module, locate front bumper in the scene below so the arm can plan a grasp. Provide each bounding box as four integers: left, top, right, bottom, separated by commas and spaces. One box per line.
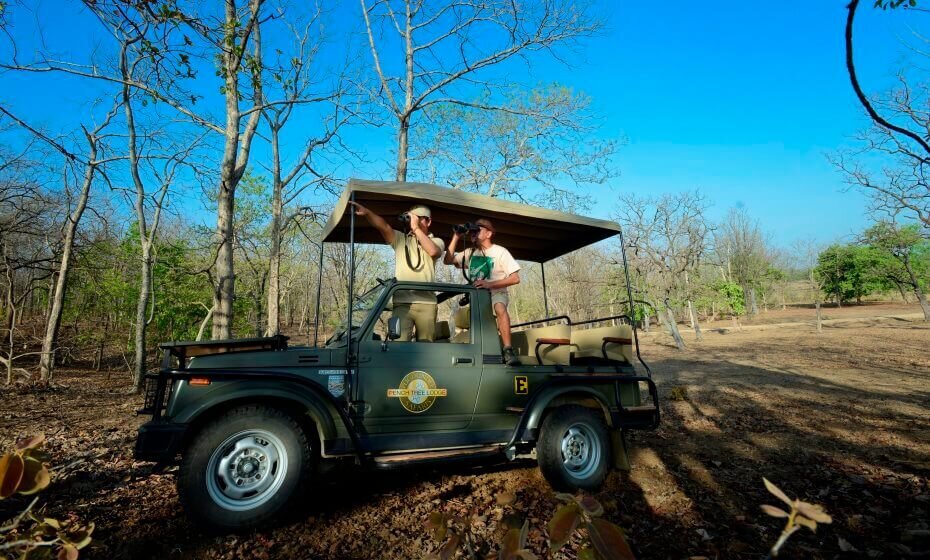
135, 422, 186, 463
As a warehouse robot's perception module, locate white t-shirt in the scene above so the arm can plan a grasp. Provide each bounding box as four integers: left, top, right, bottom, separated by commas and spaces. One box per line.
452, 244, 520, 294
391, 229, 445, 304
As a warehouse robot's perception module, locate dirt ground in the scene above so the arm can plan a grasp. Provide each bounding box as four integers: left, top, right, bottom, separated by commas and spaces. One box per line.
1, 302, 928, 559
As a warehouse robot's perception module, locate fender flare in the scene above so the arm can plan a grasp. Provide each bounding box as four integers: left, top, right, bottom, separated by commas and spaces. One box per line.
523, 385, 615, 435
171, 379, 340, 442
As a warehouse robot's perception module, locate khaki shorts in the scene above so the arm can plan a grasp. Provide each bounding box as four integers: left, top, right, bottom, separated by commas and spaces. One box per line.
392, 303, 437, 342
491, 291, 509, 309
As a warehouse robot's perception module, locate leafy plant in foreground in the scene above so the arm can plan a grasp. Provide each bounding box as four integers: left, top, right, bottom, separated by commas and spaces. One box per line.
548, 493, 635, 560
760, 478, 831, 557
0, 435, 94, 559
424, 492, 634, 560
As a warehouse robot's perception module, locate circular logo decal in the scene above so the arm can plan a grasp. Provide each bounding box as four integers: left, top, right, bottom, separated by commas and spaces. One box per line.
387, 370, 448, 413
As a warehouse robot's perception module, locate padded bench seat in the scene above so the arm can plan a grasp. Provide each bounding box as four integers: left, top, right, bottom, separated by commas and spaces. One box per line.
571, 325, 634, 364
511, 324, 571, 365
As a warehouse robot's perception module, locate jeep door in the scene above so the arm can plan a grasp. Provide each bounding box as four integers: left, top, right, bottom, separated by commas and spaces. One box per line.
355, 286, 481, 439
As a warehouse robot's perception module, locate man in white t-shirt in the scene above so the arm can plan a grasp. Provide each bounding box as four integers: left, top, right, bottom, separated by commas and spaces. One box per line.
444, 218, 521, 365
348, 201, 445, 341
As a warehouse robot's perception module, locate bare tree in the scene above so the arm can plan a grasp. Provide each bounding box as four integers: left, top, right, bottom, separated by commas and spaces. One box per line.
38, 104, 119, 381
716, 208, 771, 318
840, 0, 930, 228
412, 84, 617, 208
261, 12, 355, 336
6, 0, 273, 339
0, 140, 58, 383
616, 192, 710, 350
794, 239, 827, 333
359, 0, 601, 181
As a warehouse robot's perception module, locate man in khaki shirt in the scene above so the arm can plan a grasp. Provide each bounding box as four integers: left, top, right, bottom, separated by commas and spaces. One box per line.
348, 201, 445, 341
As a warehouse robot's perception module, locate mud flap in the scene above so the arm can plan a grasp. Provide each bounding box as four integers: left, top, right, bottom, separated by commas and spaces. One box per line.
611, 430, 630, 472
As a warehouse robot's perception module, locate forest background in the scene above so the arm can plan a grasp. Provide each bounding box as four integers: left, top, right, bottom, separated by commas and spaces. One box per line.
0, 0, 928, 393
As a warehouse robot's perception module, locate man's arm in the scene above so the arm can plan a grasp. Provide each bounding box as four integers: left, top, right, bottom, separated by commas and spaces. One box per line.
348, 201, 393, 245
409, 216, 441, 259
443, 231, 462, 265
474, 271, 520, 290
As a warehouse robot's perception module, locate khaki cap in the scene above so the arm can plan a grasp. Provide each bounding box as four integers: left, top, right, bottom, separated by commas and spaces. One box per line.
408, 205, 431, 218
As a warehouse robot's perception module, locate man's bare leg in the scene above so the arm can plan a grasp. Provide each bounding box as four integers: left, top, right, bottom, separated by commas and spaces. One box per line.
494, 302, 512, 346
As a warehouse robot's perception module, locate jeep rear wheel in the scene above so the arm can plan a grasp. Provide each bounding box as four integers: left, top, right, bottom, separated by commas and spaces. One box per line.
178, 405, 314, 531
537, 405, 611, 492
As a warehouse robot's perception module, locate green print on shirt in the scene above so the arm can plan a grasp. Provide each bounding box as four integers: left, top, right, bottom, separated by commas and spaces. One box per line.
468, 254, 493, 280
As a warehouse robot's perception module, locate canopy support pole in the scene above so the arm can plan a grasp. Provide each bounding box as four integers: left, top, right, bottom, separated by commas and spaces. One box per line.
541, 262, 549, 319
346, 191, 357, 368
312, 242, 324, 347
618, 229, 650, 377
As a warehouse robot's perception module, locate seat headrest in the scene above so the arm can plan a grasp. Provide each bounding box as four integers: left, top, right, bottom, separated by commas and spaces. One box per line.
454, 307, 471, 330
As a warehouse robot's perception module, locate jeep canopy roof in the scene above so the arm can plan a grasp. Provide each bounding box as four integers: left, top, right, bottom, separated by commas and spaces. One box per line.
320, 179, 622, 263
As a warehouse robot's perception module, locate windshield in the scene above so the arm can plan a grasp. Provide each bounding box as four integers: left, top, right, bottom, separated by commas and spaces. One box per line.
325, 280, 389, 346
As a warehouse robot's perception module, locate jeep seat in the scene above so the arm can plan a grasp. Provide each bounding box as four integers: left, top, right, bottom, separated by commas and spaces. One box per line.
570, 324, 634, 364
450, 307, 470, 343
511, 324, 571, 365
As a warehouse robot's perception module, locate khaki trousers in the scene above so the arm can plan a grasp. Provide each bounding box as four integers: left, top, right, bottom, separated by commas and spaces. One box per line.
392, 303, 437, 342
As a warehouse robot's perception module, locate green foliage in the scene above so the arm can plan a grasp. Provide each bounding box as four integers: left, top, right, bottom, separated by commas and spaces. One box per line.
0, 435, 94, 559
861, 222, 930, 292
874, 0, 917, 9
814, 244, 885, 303
814, 222, 929, 303
711, 281, 745, 317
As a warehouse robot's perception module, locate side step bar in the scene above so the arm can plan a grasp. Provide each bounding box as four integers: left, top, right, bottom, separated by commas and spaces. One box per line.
372, 445, 505, 470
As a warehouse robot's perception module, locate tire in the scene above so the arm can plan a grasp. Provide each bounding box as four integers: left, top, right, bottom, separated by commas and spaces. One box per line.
177, 405, 314, 531
536, 405, 611, 492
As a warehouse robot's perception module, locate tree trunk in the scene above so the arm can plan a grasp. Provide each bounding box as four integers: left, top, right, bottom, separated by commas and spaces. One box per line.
396, 114, 410, 181
211, 0, 264, 340
903, 259, 930, 321
197, 304, 215, 341
688, 299, 703, 342
265, 150, 283, 336
747, 286, 760, 317
5, 277, 15, 385
897, 283, 909, 303
44, 272, 55, 322
815, 300, 823, 333
661, 301, 685, 350
96, 312, 110, 372
212, 173, 237, 340
132, 242, 153, 391
39, 156, 96, 382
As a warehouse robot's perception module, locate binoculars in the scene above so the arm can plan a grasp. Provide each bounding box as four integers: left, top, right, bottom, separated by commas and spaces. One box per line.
397, 212, 414, 223
453, 222, 480, 234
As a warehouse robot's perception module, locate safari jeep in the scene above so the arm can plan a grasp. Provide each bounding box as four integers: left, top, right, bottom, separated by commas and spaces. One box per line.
134, 180, 659, 531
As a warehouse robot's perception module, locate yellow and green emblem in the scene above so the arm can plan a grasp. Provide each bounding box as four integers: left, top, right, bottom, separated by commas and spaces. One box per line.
387, 371, 448, 413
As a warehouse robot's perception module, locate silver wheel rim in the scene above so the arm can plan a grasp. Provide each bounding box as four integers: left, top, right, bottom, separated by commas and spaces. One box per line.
560, 422, 601, 480
205, 429, 288, 511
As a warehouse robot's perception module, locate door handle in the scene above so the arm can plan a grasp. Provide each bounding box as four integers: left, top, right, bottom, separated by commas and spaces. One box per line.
453, 357, 473, 365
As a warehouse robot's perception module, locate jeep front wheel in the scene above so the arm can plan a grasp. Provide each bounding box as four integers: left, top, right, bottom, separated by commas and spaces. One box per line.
178, 405, 314, 531
537, 405, 611, 492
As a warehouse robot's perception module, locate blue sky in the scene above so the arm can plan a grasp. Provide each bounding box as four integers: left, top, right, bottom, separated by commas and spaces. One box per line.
0, 0, 924, 247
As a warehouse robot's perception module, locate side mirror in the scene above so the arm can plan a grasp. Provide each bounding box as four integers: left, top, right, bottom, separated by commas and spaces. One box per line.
387, 317, 402, 340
